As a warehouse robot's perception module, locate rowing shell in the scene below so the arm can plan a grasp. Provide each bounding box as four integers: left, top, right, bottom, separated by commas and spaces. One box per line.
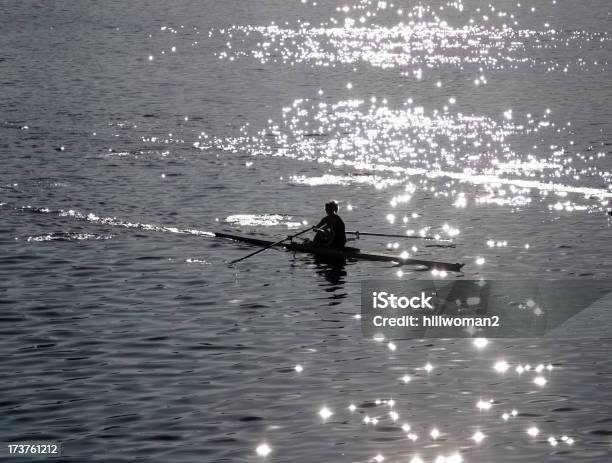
215, 232, 465, 272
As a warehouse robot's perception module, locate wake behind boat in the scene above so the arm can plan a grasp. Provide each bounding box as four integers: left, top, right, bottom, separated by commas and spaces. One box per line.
216, 231, 465, 272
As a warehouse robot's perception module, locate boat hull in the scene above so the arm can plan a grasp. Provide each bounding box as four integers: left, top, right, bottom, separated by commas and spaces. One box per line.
215, 232, 464, 272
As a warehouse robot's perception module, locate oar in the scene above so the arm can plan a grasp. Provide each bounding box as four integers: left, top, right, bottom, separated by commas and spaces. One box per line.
229, 226, 314, 265
346, 230, 452, 242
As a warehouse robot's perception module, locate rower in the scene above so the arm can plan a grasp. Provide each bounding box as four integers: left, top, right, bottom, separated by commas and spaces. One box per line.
312, 201, 347, 248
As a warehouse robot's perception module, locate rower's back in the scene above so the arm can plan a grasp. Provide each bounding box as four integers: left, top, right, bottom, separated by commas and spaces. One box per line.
327, 214, 346, 248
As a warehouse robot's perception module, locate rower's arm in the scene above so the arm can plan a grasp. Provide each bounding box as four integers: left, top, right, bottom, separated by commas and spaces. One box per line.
315, 217, 328, 229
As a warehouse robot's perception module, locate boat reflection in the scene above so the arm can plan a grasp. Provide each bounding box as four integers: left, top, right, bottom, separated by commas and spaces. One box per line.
313, 255, 348, 288
290, 250, 349, 290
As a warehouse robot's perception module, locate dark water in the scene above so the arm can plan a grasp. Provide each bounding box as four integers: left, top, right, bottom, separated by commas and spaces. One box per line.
2, 0, 612, 461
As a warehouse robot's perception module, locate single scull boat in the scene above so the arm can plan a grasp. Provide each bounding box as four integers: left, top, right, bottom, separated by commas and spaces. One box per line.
215, 232, 465, 272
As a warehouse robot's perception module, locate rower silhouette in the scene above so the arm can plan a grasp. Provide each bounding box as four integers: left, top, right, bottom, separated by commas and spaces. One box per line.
312, 201, 347, 249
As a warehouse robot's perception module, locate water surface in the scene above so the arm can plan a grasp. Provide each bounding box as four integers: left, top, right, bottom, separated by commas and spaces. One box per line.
2, 0, 612, 461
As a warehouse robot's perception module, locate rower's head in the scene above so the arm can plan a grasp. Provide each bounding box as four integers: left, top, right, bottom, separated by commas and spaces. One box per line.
325, 201, 339, 215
